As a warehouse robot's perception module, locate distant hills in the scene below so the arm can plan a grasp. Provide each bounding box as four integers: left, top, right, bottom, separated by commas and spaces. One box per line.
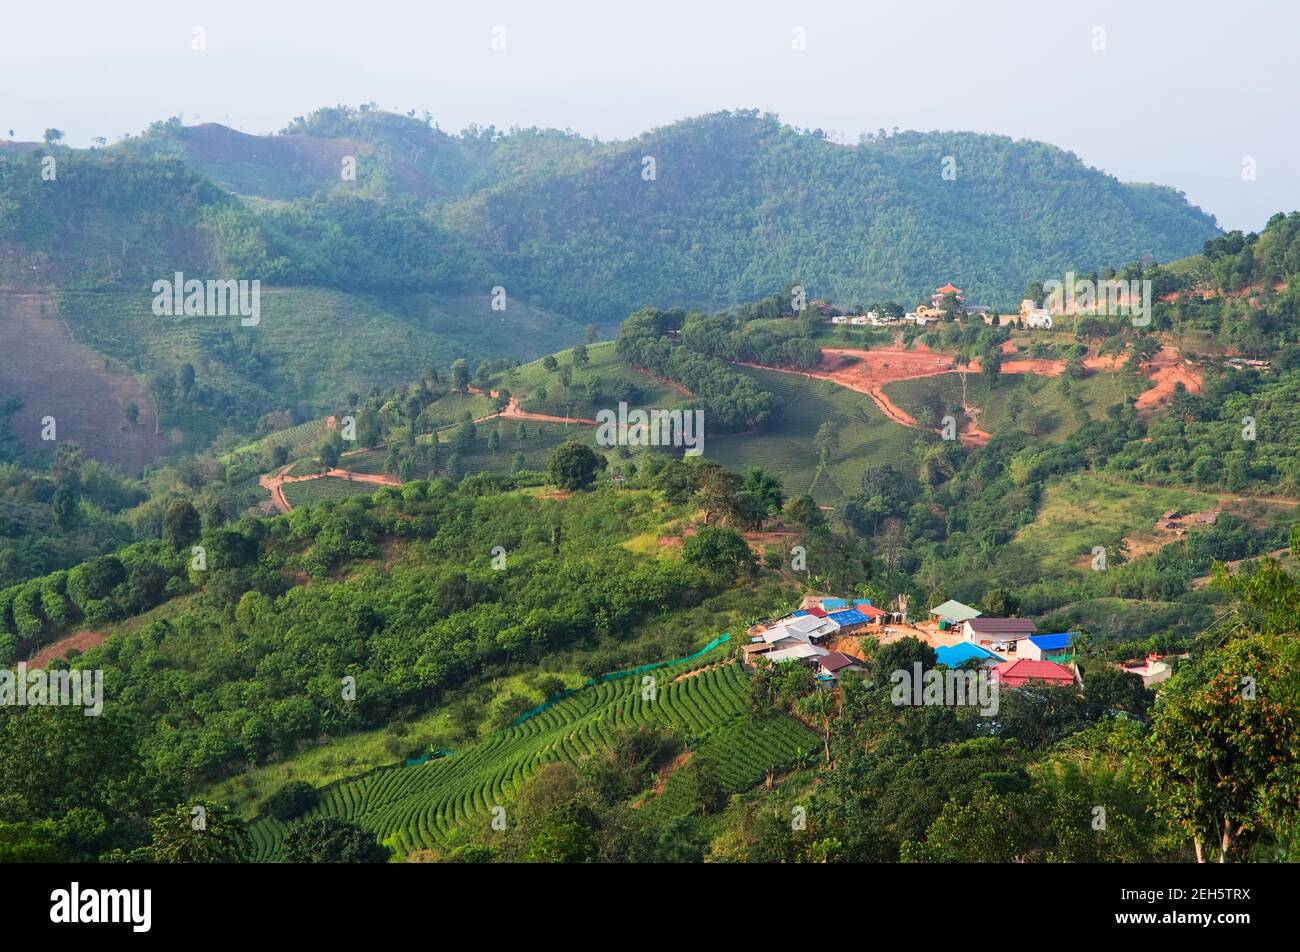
145, 107, 1220, 315
0, 106, 1221, 464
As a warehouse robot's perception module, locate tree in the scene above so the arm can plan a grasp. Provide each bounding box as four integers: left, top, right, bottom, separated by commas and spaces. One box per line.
814, 421, 840, 471
124, 401, 139, 425
783, 493, 824, 529
487, 430, 501, 456
547, 441, 605, 491
585, 323, 598, 343
142, 803, 251, 863
1129, 633, 1300, 862
542, 355, 558, 372
450, 359, 470, 394
572, 343, 589, 367
263, 781, 319, 821
682, 526, 755, 581
445, 452, 464, 483
320, 443, 340, 470
281, 817, 391, 863
511, 451, 526, 474
50, 486, 79, 531
515, 422, 527, 445
42, 128, 64, 146
163, 500, 203, 549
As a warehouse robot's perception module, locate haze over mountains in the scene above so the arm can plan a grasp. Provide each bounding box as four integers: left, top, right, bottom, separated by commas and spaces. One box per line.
5, 106, 1218, 314
0, 105, 1220, 465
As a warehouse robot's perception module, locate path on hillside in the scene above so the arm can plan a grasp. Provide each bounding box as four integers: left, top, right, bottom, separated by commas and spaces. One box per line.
259, 463, 401, 514
740, 341, 1202, 444
464, 387, 597, 426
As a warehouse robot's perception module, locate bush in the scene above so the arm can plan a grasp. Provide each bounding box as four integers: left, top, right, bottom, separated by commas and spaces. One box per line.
263, 780, 319, 822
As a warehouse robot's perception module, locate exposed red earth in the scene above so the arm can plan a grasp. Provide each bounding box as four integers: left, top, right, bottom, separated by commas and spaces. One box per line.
740, 339, 1202, 444
27, 629, 109, 667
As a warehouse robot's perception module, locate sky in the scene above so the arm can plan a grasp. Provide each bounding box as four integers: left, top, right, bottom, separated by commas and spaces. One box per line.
1, 0, 1295, 232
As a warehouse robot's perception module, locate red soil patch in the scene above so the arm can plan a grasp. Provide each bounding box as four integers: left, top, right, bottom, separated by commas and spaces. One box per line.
1134, 347, 1202, 410
741, 340, 1201, 442
27, 630, 108, 667
0, 290, 170, 471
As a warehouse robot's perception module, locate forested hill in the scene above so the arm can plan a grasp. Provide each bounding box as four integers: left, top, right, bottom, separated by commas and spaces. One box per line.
18, 106, 1221, 320
443, 111, 1220, 319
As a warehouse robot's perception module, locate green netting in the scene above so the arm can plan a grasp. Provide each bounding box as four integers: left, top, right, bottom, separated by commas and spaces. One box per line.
509, 633, 732, 727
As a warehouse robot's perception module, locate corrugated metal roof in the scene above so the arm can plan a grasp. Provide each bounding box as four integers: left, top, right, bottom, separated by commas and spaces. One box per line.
1028, 632, 1072, 650
827, 608, 868, 626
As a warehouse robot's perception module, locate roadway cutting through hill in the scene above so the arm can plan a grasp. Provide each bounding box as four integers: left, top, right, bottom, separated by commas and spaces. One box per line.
738, 340, 1201, 445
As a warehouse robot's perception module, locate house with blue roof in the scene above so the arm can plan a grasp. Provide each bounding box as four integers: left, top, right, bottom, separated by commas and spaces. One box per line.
826, 608, 869, 633
935, 642, 1002, 668
1020, 632, 1074, 661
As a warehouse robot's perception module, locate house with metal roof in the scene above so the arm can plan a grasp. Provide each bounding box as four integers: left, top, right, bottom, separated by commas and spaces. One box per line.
1020, 632, 1073, 661
935, 642, 1002, 668
930, 599, 983, 625
766, 643, 830, 665
826, 608, 870, 633
992, 658, 1076, 689
961, 617, 1037, 645
817, 651, 863, 679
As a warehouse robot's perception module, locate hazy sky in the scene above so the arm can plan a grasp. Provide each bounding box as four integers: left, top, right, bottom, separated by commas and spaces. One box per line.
2, 0, 1295, 231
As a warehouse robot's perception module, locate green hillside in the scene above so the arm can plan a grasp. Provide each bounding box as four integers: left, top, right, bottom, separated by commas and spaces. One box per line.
246, 658, 816, 860
883, 370, 1142, 443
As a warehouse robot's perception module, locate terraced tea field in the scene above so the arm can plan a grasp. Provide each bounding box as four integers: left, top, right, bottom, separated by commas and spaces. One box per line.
280, 475, 386, 507
435, 420, 600, 475
247, 659, 817, 860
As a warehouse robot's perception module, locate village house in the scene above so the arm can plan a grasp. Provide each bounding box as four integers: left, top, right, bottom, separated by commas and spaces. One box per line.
1120, 653, 1174, 687
961, 616, 1038, 648
991, 658, 1077, 688
817, 651, 863, 681
1019, 298, 1053, 329
1018, 632, 1074, 662
930, 599, 982, 629
935, 642, 1002, 668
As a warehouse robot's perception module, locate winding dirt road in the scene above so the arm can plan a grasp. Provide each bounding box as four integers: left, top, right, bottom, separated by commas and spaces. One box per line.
741, 340, 1201, 445
259, 464, 402, 514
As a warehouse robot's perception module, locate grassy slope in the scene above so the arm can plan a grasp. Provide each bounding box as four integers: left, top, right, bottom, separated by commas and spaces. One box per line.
709, 366, 915, 505
883, 371, 1141, 443
56, 288, 586, 422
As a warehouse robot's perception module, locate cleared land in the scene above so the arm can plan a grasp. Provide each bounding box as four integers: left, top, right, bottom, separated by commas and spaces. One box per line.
708, 366, 915, 505
0, 290, 169, 469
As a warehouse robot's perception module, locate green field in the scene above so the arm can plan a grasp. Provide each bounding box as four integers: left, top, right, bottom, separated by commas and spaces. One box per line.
435, 420, 600, 475
1013, 472, 1232, 576
883, 370, 1141, 442
57, 288, 587, 427
707, 366, 915, 505
247, 658, 817, 860
507, 341, 689, 420
281, 475, 386, 507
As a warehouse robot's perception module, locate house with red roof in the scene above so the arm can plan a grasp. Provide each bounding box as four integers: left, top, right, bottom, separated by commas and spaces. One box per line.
991, 659, 1076, 689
